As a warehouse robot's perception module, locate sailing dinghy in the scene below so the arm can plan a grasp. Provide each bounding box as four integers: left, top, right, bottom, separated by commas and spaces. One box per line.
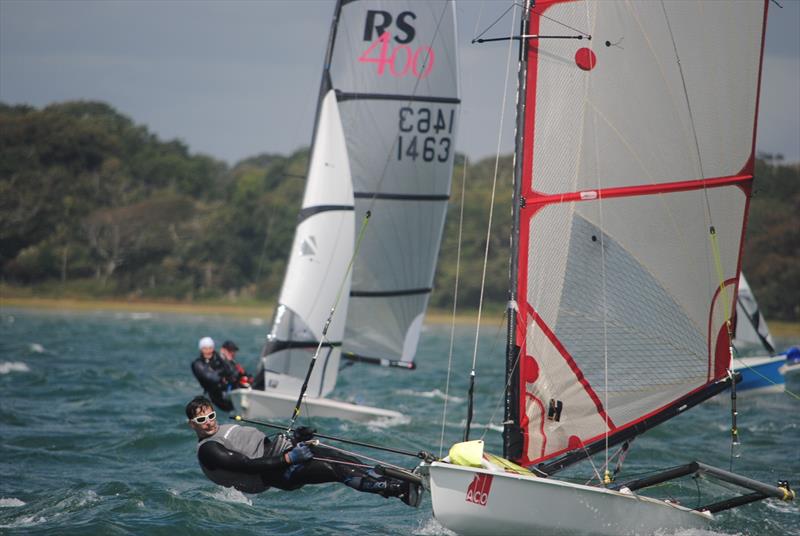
420, 1, 795, 534
731, 273, 785, 394
230, 0, 460, 422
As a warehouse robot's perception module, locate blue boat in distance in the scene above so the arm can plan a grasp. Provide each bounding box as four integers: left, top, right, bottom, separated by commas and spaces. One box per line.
731, 274, 786, 394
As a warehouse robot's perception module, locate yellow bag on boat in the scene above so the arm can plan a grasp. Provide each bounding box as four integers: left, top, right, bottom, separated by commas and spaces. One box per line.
449, 440, 484, 467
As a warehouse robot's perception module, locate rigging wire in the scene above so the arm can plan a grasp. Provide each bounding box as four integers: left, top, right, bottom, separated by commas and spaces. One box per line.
479, 311, 521, 442
439, 155, 468, 457
660, 0, 746, 470
463, 1, 519, 442
287, 211, 372, 428
438, 0, 488, 455
731, 353, 800, 401
472, 2, 518, 43
576, 0, 612, 484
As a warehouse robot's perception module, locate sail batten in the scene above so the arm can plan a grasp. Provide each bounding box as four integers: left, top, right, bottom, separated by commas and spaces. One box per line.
513, 0, 768, 467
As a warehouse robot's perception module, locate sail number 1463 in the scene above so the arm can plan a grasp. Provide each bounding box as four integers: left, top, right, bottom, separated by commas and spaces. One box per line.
397, 106, 454, 163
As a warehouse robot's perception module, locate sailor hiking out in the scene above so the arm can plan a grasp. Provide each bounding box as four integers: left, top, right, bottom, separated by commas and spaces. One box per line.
186, 396, 422, 506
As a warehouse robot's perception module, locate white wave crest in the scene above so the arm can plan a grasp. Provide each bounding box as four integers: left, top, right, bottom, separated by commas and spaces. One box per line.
395, 389, 464, 403
29, 343, 45, 353
655, 528, 741, 536
766, 498, 799, 514
366, 413, 412, 430
208, 487, 253, 505
55, 489, 99, 510
413, 516, 457, 535
249, 317, 265, 326
0, 514, 47, 529
0, 362, 30, 374
0, 498, 25, 507
448, 419, 503, 433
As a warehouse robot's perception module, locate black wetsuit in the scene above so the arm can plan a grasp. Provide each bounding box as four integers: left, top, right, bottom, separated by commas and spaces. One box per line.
191, 353, 234, 411
197, 424, 409, 499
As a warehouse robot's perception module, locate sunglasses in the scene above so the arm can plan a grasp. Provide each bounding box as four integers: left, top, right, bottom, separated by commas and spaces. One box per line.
191, 411, 216, 424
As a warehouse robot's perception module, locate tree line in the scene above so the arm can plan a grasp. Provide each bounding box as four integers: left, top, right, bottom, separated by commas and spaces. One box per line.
1, 101, 797, 321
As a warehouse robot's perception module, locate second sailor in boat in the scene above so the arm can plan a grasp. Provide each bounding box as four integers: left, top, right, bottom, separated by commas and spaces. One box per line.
219, 340, 252, 388
190, 337, 234, 412
185, 396, 422, 506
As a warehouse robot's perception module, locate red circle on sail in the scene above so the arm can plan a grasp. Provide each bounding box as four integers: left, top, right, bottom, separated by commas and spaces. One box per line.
568, 435, 582, 449
575, 48, 596, 71
523, 356, 539, 383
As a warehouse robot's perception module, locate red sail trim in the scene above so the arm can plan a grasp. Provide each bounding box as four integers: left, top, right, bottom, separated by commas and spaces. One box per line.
746, 0, 770, 176
518, 0, 594, 466
516, 3, 538, 466
516, 309, 548, 459
707, 277, 737, 380
524, 173, 753, 208
525, 391, 548, 459
527, 380, 711, 466
527, 303, 616, 429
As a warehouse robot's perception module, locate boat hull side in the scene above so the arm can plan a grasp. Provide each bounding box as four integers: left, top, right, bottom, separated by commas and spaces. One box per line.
733, 355, 786, 393
427, 462, 711, 536
228, 388, 404, 423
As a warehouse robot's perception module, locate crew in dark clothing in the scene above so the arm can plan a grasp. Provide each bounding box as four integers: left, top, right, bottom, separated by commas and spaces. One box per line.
185, 396, 421, 506
220, 340, 252, 388
191, 337, 234, 412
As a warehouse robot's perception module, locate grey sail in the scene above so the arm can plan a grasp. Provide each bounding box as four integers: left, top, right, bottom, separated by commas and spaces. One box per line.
331, 0, 461, 368
253, 0, 460, 408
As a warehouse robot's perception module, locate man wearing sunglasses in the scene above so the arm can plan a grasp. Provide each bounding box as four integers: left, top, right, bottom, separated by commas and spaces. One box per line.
185, 396, 421, 506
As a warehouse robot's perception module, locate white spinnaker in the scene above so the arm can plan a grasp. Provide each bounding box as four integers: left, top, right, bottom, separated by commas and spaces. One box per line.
262, 90, 354, 398
734, 273, 775, 352
330, 0, 460, 364
517, 0, 766, 465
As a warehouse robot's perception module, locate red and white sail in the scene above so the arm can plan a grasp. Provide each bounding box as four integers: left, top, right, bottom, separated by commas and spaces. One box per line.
515, 0, 768, 466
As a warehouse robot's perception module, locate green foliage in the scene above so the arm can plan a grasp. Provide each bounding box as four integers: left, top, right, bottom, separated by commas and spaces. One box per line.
1, 100, 796, 323
742, 161, 800, 320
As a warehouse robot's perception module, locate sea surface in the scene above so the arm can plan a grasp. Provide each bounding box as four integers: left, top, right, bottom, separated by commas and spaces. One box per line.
0, 308, 798, 535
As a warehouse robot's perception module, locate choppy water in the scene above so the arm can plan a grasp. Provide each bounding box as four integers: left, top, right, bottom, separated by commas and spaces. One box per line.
0, 308, 797, 535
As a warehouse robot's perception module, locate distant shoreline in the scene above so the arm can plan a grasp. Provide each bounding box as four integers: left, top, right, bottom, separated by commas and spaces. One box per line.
0, 296, 502, 327
2, 296, 796, 336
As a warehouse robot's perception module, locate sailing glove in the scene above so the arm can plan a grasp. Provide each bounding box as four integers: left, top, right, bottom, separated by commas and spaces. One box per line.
285, 442, 313, 465
292, 426, 316, 443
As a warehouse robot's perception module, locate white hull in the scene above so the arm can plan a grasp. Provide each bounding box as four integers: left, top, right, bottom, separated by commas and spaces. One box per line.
424, 462, 711, 536
228, 388, 403, 423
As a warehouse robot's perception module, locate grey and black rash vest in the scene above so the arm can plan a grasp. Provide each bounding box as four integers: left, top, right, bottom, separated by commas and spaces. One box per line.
197, 424, 291, 493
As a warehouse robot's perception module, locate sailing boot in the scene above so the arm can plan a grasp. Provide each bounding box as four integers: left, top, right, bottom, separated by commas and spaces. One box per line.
344, 475, 423, 507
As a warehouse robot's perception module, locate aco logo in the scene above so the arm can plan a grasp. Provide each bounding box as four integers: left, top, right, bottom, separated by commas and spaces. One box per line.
465, 473, 493, 506
359, 9, 434, 79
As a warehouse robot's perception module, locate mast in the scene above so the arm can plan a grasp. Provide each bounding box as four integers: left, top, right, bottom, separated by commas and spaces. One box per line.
503, 0, 532, 461
307, 0, 343, 156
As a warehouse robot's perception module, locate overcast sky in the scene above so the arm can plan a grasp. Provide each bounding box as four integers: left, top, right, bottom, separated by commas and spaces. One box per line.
2, 0, 798, 165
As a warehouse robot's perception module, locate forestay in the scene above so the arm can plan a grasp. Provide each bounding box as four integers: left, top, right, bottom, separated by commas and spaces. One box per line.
261, 0, 460, 399
514, 0, 767, 466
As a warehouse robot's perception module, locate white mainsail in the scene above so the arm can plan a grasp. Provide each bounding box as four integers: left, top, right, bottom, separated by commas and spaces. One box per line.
244, 0, 460, 418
